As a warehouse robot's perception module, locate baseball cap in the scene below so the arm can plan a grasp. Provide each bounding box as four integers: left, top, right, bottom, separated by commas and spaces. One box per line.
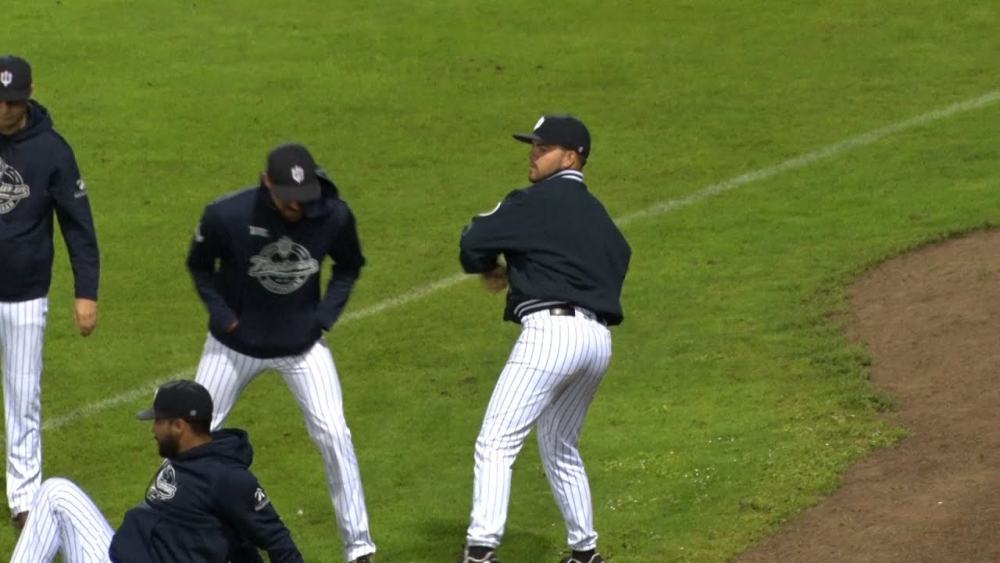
513, 114, 591, 159
266, 143, 321, 202
136, 380, 214, 421
0, 55, 32, 101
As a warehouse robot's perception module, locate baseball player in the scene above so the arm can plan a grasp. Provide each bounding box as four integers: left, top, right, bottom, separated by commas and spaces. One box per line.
186, 143, 376, 563
0, 54, 100, 530
10, 379, 303, 562
456, 115, 631, 563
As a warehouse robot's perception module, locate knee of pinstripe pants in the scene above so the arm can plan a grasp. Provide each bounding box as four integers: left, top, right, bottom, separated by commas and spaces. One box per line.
10, 477, 114, 563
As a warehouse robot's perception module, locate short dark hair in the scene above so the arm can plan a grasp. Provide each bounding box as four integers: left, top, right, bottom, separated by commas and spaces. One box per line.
187, 418, 211, 436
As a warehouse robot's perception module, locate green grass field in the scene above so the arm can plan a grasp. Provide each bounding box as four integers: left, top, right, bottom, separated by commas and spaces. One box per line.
4, 0, 998, 561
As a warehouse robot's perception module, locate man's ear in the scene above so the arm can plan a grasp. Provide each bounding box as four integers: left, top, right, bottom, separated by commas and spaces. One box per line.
563, 149, 582, 170
172, 418, 187, 435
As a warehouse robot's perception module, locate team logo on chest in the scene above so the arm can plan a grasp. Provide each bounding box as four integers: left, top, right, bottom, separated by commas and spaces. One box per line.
147, 462, 178, 502
248, 235, 320, 294
0, 158, 30, 214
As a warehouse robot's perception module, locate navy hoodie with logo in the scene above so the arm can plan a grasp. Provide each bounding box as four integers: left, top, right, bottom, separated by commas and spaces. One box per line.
0, 101, 99, 301
108, 429, 302, 562
186, 168, 365, 358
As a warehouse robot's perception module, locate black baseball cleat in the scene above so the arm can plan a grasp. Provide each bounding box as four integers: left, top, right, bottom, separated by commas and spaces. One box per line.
349, 555, 374, 563
459, 545, 499, 563
559, 552, 605, 563
11, 511, 27, 532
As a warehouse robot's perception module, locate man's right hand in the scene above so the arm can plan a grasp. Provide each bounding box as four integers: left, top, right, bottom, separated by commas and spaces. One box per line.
480, 266, 508, 293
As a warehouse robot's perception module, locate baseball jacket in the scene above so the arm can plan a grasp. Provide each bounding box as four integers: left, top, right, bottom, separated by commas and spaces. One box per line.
187, 168, 365, 358
459, 169, 631, 326
0, 101, 99, 301
109, 429, 302, 563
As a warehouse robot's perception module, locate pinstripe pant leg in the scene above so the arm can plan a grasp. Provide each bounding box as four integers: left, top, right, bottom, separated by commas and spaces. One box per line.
467, 317, 579, 548
537, 321, 611, 551
280, 339, 375, 562
0, 297, 48, 514
194, 334, 267, 431
10, 477, 113, 563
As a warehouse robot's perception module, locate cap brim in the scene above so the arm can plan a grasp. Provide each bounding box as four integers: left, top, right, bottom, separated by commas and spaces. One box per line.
271, 179, 321, 202
136, 407, 158, 421
0, 89, 31, 102
513, 132, 543, 145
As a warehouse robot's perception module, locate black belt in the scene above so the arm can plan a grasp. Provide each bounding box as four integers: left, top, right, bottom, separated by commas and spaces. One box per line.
548, 306, 577, 317
542, 306, 607, 325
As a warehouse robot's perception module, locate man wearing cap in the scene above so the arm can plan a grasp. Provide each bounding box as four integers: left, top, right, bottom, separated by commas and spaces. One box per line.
0, 54, 100, 530
186, 143, 376, 563
10, 379, 303, 562
456, 115, 631, 563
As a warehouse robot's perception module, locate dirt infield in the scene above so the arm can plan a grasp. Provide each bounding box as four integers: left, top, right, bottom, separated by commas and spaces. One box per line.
736, 229, 1000, 563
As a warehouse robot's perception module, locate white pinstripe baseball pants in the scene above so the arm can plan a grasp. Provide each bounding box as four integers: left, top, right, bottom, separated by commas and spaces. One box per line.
194, 334, 375, 562
0, 297, 48, 515
467, 308, 612, 551
10, 477, 114, 563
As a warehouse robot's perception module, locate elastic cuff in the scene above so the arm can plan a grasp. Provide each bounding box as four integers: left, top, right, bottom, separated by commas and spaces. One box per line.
345, 548, 376, 562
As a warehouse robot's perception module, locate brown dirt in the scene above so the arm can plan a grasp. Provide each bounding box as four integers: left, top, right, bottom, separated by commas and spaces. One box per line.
735, 229, 1000, 563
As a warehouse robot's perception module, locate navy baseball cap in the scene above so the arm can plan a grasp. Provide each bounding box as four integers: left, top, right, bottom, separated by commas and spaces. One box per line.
513, 114, 591, 159
136, 380, 213, 421
0, 55, 32, 101
266, 143, 322, 202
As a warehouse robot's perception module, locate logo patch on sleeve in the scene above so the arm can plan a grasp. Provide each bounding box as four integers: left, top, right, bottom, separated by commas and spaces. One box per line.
254, 487, 271, 511
74, 178, 88, 198
477, 201, 502, 217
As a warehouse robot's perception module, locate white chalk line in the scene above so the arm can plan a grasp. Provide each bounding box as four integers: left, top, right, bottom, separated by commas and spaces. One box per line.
39, 274, 472, 431
41, 89, 1000, 432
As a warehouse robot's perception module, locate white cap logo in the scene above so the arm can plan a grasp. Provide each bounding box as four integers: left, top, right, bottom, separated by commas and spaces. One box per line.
533, 116, 545, 132
291, 165, 304, 184
0, 71, 12, 88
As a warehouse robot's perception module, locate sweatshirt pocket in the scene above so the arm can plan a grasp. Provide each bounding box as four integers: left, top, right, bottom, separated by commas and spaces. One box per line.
237, 305, 318, 354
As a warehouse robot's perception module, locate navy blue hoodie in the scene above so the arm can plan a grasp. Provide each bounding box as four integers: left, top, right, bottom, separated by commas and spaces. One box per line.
459, 170, 630, 326
186, 168, 365, 358
108, 429, 302, 563
0, 101, 99, 301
